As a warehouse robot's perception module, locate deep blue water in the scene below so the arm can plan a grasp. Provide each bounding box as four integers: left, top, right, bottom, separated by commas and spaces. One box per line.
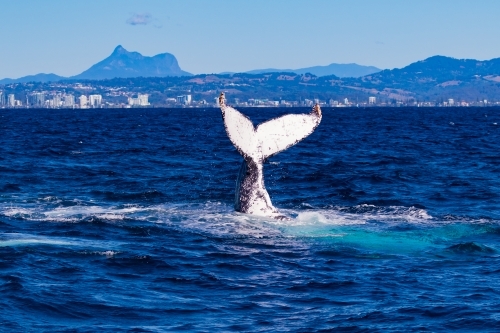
1, 107, 500, 332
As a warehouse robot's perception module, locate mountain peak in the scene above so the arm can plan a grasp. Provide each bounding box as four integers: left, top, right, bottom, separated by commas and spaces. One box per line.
112, 45, 128, 55
70, 46, 192, 80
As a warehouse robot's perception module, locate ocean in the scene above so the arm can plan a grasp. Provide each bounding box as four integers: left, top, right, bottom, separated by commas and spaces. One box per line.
0, 107, 499, 332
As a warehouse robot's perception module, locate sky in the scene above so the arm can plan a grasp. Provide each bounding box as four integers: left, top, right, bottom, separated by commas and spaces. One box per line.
1, 0, 500, 78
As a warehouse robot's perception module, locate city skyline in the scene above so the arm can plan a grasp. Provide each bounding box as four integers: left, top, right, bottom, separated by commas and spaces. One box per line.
0, 74, 496, 109
1, 0, 500, 79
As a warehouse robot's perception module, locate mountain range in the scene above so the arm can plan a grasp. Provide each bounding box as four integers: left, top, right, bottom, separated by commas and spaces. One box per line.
228, 63, 381, 78
0, 46, 382, 84
335, 55, 500, 101
0, 46, 191, 84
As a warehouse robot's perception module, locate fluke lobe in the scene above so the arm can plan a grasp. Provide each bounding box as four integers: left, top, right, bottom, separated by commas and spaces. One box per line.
219, 93, 322, 218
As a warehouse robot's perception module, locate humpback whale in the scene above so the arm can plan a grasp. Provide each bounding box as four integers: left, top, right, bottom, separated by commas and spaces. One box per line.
219, 93, 322, 218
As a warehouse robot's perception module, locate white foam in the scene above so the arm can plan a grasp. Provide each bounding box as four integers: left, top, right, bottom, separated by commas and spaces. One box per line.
296, 211, 329, 222
79, 250, 120, 257
2, 208, 34, 217
2, 199, 484, 249
0, 203, 157, 223
1, 199, 434, 229
267, 205, 433, 229
1, 201, 279, 238
40, 196, 60, 202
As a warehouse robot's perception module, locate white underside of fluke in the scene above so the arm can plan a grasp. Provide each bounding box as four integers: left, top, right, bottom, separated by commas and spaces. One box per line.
219, 93, 322, 218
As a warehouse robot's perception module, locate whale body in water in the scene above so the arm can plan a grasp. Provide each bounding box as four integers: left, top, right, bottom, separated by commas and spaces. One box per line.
219, 93, 322, 218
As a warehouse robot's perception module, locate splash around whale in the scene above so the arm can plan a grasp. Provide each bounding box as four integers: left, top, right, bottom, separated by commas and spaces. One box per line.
219, 93, 322, 219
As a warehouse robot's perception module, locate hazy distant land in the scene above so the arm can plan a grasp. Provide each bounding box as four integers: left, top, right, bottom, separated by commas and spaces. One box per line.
1, 46, 500, 108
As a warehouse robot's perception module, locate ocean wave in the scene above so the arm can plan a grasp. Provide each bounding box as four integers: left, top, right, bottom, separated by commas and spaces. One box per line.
0, 233, 74, 248
1, 200, 499, 253
2, 200, 498, 228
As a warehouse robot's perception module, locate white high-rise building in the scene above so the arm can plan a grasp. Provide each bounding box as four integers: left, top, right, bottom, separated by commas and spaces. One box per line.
329, 99, 339, 106
0, 91, 5, 106
8, 94, 15, 107
52, 95, 62, 108
344, 98, 349, 105
64, 95, 75, 107
89, 94, 102, 108
138, 93, 149, 106
79, 95, 88, 109
369, 96, 376, 105
128, 94, 149, 106
31, 92, 45, 107
176, 95, 191, 105
448, 98, 454, 106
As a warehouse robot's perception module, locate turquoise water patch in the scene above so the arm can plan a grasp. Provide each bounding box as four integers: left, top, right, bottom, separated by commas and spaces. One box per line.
279, 213, 499, 255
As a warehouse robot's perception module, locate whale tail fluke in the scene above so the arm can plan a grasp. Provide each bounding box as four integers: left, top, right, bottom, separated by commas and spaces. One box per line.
219, 93, 322, 160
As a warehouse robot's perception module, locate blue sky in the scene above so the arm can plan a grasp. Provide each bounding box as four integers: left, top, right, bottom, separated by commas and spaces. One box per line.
1, 0, 500, 78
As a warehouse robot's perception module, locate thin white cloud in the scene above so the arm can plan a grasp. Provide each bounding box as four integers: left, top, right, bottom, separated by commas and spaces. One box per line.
126, 13, 153, 26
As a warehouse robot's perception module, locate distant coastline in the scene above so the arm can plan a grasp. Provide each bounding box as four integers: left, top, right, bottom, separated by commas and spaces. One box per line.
2, 46, 500, 108
1, 70, 499, 109
2, 48, 500, 109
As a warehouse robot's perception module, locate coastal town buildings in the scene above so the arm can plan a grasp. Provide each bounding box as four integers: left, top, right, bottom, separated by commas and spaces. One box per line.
128, 94, 149, 106
1, 83, 500, 109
